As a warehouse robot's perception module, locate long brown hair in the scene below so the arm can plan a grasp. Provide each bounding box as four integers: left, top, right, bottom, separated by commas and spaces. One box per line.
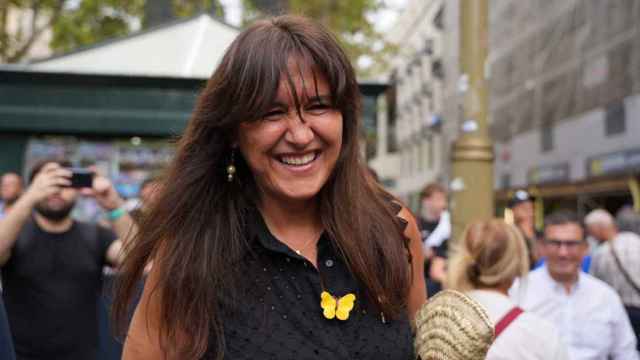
114, 15, 411, 359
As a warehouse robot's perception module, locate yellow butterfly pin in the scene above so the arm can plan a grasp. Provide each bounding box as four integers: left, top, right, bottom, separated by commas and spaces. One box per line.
320, 291, 356, 320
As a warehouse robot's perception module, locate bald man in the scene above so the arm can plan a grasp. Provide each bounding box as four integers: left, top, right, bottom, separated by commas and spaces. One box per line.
0, 173, 24, 219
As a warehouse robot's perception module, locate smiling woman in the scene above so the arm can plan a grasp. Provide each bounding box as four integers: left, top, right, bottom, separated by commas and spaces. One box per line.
113, 15, 426, 360
237, 63, 343, 205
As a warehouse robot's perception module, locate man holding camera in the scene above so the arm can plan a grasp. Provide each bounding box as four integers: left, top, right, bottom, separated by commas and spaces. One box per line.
0, 160, 136, 360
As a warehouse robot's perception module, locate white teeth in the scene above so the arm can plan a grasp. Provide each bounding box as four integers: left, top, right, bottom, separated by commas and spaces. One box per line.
280, 153, 316, 166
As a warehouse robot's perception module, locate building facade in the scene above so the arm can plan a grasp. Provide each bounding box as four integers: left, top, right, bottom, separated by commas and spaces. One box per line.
369, 0, 447, 210
489, 0, 640, 214
374, 0, 640, 215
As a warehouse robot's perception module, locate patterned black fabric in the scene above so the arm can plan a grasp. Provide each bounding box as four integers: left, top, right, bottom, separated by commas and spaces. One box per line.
206, 209, 414, 359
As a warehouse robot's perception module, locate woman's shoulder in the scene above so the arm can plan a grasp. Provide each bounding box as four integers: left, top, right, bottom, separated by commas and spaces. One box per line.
393, 203, 421, 245
380, 194, 415, 230
491, 311, 567, 359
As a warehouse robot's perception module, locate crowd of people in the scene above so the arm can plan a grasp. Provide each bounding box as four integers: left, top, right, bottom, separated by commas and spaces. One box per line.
416, 182, 640, 359
0, 14, 638, 360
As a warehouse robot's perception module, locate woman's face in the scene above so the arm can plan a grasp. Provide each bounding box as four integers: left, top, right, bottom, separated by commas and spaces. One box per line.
237, 64, 343, 205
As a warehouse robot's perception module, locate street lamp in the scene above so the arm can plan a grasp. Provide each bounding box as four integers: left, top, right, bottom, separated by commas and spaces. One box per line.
450, 0, 495, 243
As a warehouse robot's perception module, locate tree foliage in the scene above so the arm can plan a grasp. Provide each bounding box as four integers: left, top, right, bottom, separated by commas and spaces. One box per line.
50, 0, 225, 54
1, 0, 227, 62
0, 0, 64, 62
173, 0, 224, 20
50, 0, 144, 54
243, 0, 393, 78
2, 0, 392, 77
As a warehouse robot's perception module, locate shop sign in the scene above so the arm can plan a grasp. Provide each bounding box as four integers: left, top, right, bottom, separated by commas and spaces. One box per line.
587, 148, 640, 177
527, 163, 570, 185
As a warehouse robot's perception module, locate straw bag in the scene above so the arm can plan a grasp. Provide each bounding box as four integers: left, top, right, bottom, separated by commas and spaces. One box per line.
414, 290, 494, 360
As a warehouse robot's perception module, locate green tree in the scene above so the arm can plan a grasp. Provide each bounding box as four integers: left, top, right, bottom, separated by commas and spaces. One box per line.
0, 0, 65, 62
173, 0, 224, 20
52, 0, 225, 54
0, 0, 227, 63
3, 0, 392, 77
243, 0, 394, 78
50, 0, 144, 54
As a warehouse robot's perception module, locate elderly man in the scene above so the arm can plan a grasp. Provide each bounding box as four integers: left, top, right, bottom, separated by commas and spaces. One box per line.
616, 206, 640, 235
0, 172, 24, 218
0, 160, 136, 360
511, 210, 638, 359
587, 208, 640, 351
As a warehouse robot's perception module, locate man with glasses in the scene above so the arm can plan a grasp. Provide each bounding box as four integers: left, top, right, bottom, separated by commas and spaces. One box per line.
511, 210, 638, 359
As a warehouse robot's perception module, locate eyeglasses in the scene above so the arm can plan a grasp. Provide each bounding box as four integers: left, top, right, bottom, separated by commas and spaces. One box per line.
543, 239, 584, 250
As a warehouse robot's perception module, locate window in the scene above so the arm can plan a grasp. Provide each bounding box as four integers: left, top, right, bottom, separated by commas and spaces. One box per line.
541, 122, 553, 152
428, 136, 435, 169
386, 86, 398, 153
433, 6, 444, 30
424, 38, 434, 56
422, 141, 429, 171
432, 59, 444, 80
605, 102, 626, 136
416, 142, 423, 172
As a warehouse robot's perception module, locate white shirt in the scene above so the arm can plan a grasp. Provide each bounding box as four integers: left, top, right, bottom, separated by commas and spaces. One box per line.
423, 211, 451, 250
591, 232, 640, 307
510, 266, 639, 360
467, 289, 569, 360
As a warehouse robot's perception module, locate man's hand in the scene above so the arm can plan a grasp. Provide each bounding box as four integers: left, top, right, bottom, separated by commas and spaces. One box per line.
80, 172, 124, 211
23, 163, 71, 205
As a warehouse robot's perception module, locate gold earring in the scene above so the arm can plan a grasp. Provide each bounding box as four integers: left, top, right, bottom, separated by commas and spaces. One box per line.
227, 150, 236, 182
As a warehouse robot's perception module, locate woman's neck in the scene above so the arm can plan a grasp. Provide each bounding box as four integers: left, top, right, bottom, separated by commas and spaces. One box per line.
258, 193, 319, 227
257, 194, 323, 263
477, 282, 512, 296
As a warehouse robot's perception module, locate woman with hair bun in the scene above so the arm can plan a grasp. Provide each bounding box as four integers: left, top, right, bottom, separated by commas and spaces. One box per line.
447, 219, 568, 360
114, 15, 426, 360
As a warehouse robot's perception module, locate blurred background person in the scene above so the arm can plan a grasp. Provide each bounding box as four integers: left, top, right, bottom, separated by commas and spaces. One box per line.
0, 160, 136, 360
0, 173, 24, 219
585, 209, 620, 247
448, 219, 568, 360
511, 211, 638, 359
138, 177, 161, 208
508, 190, 542, 268
588, 208, 640, 351
129, 176, 162, 222
616, 206, 640, 236
418, 182, 450, 296
98, 176, 162, 360
0, 294, 15, 360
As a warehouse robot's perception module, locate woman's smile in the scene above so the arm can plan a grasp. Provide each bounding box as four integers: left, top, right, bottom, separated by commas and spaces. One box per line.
278, 151, 318, 166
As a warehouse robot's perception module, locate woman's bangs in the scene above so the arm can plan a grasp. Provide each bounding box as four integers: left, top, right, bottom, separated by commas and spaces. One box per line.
280, 48, 330, 110
230, 23, 352, 125
301, 42, 350, 110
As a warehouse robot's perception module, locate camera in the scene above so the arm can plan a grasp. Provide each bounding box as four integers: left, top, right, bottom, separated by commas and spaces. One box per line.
68, 168, 94, 188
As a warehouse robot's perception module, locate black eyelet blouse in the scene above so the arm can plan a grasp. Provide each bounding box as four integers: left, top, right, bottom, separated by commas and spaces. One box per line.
206, 209, 414, 359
